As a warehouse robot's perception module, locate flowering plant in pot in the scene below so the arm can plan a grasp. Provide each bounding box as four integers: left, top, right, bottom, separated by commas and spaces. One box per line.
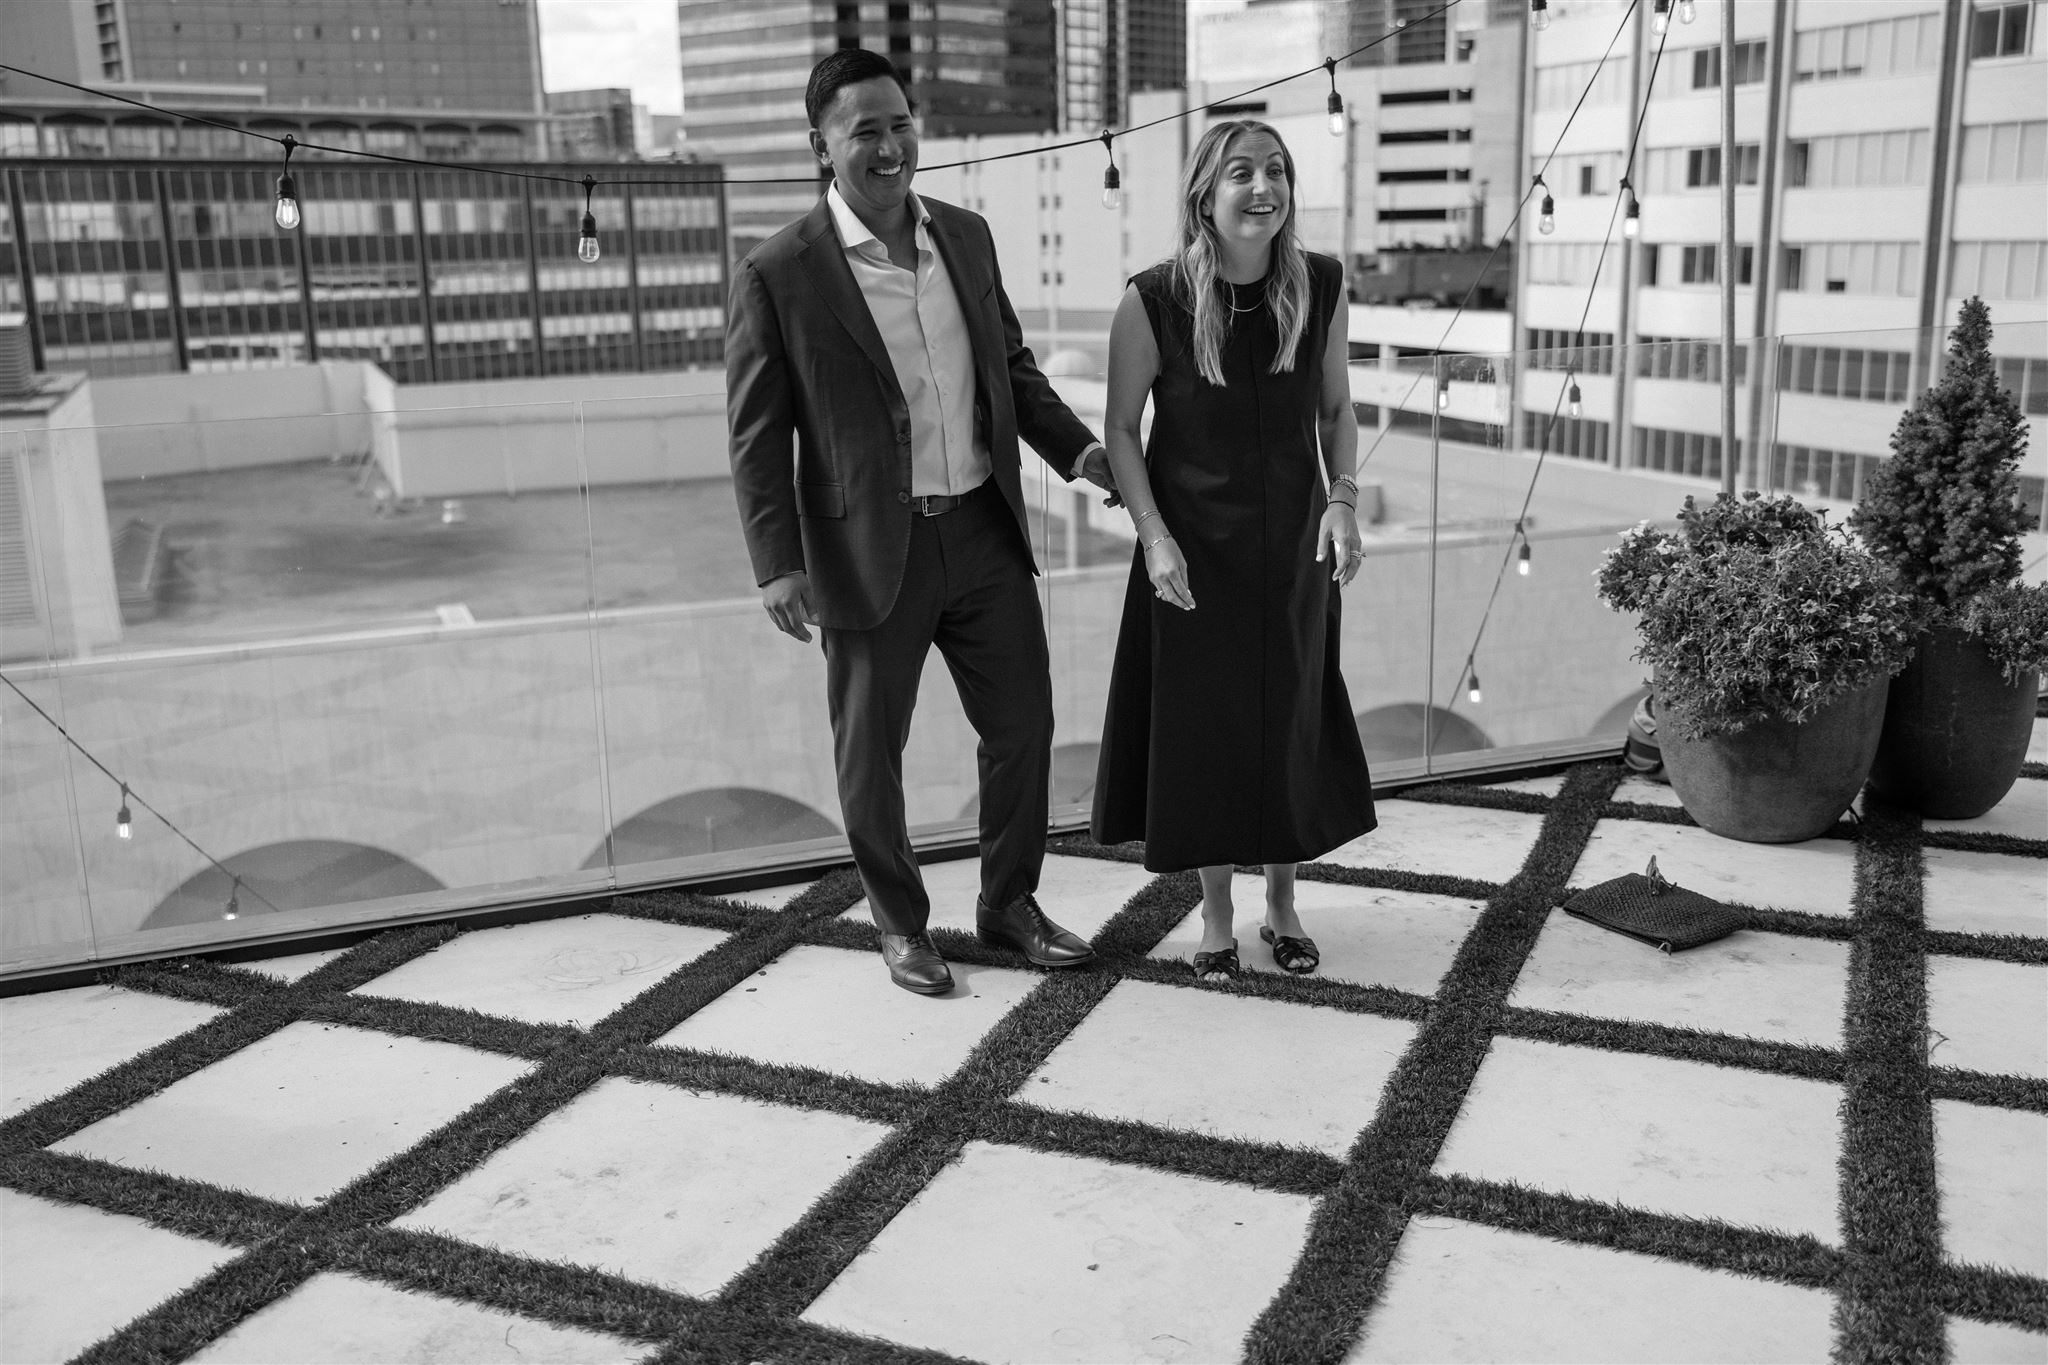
1597, 492, 1919, 841
1848, 297, 2048, 819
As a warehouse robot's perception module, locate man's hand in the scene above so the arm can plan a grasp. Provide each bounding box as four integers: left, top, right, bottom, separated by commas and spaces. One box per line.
762, 571, 817, 642
1078, 445, 1121, 506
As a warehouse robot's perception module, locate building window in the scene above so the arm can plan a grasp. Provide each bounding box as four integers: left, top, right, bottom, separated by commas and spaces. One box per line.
1523, 329, 1616, 374
1681, 244, 1718, 284
1795, 14, 1943, 81
1691, 39, 1768, 89
1950, 240, 2047, 300
1642, 242, 1662, 285
1971, 3, 2036, 58
1782, 245, 1804, 290
1960, 120, 2048, 182
1686, 148, 1721, 187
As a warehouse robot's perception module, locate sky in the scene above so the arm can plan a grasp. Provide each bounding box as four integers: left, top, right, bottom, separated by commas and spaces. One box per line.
536, 0, 682, 116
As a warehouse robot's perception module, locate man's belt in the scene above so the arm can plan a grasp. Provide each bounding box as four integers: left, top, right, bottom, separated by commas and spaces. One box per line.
912, 479, 990, 517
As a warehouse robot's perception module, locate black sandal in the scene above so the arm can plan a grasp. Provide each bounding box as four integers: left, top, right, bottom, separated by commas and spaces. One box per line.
1191, 940, 1239, 980
1260, 924, 1320, 974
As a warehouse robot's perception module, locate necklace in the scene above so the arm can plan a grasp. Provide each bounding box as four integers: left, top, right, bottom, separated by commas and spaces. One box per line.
1222, 279, 1266, 315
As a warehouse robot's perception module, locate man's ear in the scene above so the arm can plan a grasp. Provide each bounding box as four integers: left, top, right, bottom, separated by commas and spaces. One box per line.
808, 127, 829, 166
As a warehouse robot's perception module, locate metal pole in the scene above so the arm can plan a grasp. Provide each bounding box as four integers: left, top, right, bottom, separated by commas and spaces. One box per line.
1718, 0, 1738, 495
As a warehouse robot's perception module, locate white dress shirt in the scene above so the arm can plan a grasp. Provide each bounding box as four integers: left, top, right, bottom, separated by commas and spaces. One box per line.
826, 183, 989, 497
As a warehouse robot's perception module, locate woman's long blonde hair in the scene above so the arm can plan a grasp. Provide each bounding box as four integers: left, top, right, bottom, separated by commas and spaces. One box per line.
1170, 119, 1311, 388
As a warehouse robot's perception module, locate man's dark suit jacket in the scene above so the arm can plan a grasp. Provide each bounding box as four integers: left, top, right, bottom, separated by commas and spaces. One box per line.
726, 193, 1097, 632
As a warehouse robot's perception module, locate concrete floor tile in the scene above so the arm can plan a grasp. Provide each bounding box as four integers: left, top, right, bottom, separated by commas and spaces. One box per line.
2029, 718, 2047, 766
844, 851, 1154, 940
1488, 774, 1566, 797
51, 1022, 531, 1205
352, 914, 726, 1028
1347, 1216, 1836, 1363
1323, 800, 1547, 885
1928, 957, 2048, 1078
234, 948, 349, 982
1023, 980, 1414, 1155
188, 1271, 651, 1363
803, 1140, 1314, 1363
0, 986, 224, 1119
1924, 849, 2048, 939
1435, 1037, 1842, 1242
1612, 774, 1686, 808
1152, 878, 1484, 996
717, 878, 818, 911
1949, 1316, 2048, 1364
1924, 778, 2047, 844
1569, 819, 1857, 918
0, 1190, 239, 1365
1510, 912, 1849, 1048
655, 944, 1042, 1086
1935, 1100, 2048, 1277
394, 1078, 887, 1297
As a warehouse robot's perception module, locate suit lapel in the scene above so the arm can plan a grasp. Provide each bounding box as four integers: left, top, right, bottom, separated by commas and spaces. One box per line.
925, 205, 1001, 404
795, 199, 900, 394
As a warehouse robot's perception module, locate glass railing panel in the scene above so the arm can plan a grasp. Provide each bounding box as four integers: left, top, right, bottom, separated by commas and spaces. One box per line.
1, 420, 100, 974
0, 391, 612, 972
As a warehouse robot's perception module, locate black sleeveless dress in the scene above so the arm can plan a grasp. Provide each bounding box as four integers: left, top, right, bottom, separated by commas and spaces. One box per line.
1090, 253, 1376, 872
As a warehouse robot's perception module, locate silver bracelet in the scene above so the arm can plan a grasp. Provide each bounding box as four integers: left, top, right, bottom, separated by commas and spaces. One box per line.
1142, 531, 1174, 551
1330, 474, 1359, 496
1133, 508, 1162, 528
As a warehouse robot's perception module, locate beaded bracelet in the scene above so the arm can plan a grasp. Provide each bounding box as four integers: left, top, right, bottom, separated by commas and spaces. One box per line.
1329, 474, 1360, 496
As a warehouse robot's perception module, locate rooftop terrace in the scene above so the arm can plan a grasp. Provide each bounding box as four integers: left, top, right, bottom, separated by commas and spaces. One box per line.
3, 752, 2043, 1363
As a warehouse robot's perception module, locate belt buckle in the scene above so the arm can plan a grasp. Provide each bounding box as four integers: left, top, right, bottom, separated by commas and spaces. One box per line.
917, 493, 950, 517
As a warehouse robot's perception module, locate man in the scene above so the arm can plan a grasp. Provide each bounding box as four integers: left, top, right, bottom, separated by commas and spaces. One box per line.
726, 49, 1116, 995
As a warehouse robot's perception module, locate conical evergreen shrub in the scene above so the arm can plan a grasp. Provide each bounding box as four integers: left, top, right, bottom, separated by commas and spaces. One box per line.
1849, 296, 2031, 614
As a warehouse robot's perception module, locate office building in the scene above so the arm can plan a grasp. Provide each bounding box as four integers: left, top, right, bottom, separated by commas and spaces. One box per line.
547, 88, 644, 162
1516, 0, 2045, 507
678, 1, 1182, 258
0, 0, 549, 160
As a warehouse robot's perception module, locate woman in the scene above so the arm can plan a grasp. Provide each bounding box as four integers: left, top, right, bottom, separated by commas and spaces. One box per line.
1090, 119, 1376, 980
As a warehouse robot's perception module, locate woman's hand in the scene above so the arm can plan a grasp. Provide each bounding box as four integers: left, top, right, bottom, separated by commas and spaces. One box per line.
1317, 503, 1364, 585
1145, 535, 1195, 611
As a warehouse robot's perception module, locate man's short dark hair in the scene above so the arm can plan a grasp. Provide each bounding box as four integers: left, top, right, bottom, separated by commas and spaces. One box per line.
804, 49, 912, 129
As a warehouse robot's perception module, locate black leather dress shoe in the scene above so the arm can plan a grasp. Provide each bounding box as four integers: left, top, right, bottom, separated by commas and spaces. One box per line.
976, 893, 1096, 968
879, 932, 953, 995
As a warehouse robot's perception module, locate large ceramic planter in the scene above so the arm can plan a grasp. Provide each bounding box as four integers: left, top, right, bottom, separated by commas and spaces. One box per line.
1658, 676, 1890, 843
1866, 625, 2038, 820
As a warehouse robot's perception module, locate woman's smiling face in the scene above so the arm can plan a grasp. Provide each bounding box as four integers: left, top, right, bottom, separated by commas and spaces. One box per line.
1203, 130, 1291, 247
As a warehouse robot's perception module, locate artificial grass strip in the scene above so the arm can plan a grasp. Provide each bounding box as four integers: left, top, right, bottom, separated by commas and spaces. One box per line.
1497, 1005, 1849, 1085
1426, 1173, 1844, 1290
1921, 828, 2048, 857
1239, 760, 1626, 1365
12, 757, 2048, 1361
1833, 795, 1947, 1362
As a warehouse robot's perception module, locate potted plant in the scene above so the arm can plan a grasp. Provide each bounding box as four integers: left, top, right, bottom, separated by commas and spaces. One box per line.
1849, 297, 2048, 819
1597, 493, 1919, 842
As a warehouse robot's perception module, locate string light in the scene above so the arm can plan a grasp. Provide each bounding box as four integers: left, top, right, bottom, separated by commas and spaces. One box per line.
1436, 373, 1452, 411
1324, 57, 1346, 137
273, 134, 300, 232
1568, 376, 1583, 417
577, 174, 601, 263
1517, 533, 1533, 576
1678, 0, 1697, 22
1098, 130, 1121, 210
1531, 0, 1551, 31
223, 877, 241, 921
1533, 174, 1555, 234
117, 784, 132, 840
1467, 661, 1484, 705
1652, 0, 1671, 33
1621, 176, 1640, 238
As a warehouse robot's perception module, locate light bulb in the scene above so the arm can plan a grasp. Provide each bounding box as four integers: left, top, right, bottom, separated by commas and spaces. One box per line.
1569, 381, 1583, 417
1467, 670, 1484, 705
1623, 201, 1640, 238
274, 173, 300, 231
1678, 0, 1696, 22
223, 886, 239, 921
1327, 90, 1346, 137
1101, 164, 1121, 211
577, 211, 600, 263
1437, 379, 1451, 411
1538, 194, 1555, 234
1531, 0, 1550, 30
1652, 0, 1670, 33
117, 794, 132, 840
1517, 542, 1532, 575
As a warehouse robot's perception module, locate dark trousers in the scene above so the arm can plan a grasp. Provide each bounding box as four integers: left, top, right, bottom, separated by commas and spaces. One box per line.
820, 486, 1053, 936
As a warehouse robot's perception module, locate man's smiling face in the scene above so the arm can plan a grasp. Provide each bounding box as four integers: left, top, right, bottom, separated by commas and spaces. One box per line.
811, 75, 918, 228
